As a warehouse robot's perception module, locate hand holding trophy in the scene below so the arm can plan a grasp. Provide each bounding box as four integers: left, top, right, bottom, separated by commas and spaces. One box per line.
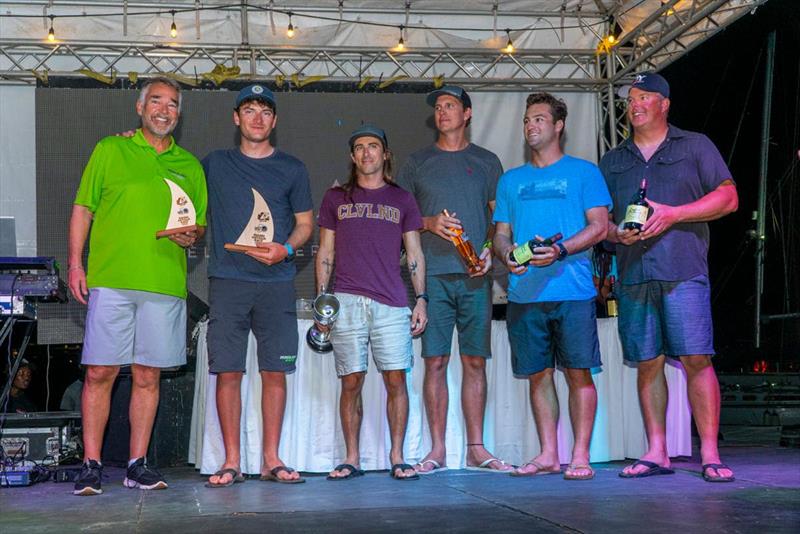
225, 188, 276, 253
156, 178, 198, 246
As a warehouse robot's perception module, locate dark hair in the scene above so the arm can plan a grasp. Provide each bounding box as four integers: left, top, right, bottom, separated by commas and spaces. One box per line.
235, 96, 276, 114
338, 148, 397, 201
526, 92, 568, 135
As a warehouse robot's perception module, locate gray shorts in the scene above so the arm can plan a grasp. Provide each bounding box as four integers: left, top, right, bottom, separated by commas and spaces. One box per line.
421, 274, 492, 358
330, 293, 413, 377
82, 287, 187, 368
207, 278, 298, 373
506, 298, 601, 375
617, 275, 715, 361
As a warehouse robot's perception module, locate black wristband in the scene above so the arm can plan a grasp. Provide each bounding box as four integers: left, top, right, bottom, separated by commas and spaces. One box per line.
556, 242, 568, 261
415, 293, 429, 303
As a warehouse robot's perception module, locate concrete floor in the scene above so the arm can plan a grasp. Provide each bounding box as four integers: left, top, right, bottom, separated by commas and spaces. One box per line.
1, 445, 798, 534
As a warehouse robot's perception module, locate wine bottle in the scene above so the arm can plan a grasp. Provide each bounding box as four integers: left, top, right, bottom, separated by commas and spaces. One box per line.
443, 209, 483, 274
510, 232, 564, 266
606, 275, 618, 317
622, 178, 649, 231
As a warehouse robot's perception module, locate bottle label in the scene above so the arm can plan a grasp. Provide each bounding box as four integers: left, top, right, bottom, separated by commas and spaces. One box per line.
624, 204, 648, 225
511, 243, 533, 265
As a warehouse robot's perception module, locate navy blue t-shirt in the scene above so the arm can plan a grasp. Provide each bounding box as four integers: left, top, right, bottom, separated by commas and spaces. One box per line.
202, 148, 313, 282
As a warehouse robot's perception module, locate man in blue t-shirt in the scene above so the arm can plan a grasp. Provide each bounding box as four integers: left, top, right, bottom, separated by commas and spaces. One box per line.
316, 125, 427, 481
494, 93, 611, 481
203, 85, 314, 487
600, 72, 738, 483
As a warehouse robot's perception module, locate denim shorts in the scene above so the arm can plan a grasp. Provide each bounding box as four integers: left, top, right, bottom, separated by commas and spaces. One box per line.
617, 275, 715, 362
330, 292, 413, 377
421, 274, 492, 358
82, 287, 186, 368
506, 298, 601, 375
207, 278, 298, 373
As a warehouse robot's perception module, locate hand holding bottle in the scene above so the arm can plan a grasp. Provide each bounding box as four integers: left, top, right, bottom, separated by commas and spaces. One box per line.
424, 211, 462, 240
442, 209, 484, 274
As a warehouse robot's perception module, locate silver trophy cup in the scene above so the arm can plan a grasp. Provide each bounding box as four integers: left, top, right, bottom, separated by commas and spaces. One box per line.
305, 293, 340, 353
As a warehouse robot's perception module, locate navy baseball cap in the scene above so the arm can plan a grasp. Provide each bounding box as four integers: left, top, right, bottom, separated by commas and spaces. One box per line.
348, 124, 388, 149
619, 71, 670, 99
426, 85, 472, 109
235, 84, 276, 109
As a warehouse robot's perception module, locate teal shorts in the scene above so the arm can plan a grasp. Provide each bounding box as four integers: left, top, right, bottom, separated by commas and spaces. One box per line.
421, 274, 492, 358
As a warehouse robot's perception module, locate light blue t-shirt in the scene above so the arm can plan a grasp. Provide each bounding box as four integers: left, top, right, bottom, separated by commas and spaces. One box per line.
493, 155, 612, 303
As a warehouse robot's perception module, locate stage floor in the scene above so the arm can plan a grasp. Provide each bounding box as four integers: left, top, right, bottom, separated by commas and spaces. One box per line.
2, 445, 798, 534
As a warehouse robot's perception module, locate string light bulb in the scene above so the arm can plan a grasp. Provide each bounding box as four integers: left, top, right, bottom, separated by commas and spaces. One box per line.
396, 25, 405, 51
287, 13, 295, 38
602, 20, 622, 48
47, 15, 55, 42
170, 10, 178, 39
503, 29, 514, 54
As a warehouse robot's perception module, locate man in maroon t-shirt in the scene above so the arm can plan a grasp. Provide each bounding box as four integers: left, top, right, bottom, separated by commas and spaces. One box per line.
316, 125, 427, 481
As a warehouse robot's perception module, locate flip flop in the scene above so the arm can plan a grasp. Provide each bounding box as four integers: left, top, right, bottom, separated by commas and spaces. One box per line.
466, 457, 513, 473
509, 461, 562, 477
564, 463, 595, 481
391, 463, 420, 481
260, 465, 306, 484
326, 463, 365, 481
702, 463, 735, 483
619, 459, 675, 478
205, 468, 245, 488
414, 459, 448, 476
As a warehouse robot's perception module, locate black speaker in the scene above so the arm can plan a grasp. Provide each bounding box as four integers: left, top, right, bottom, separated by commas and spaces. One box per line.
101, 370, 194, 468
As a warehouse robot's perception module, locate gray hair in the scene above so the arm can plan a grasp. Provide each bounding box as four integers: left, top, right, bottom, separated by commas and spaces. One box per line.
138, 76, 182, 112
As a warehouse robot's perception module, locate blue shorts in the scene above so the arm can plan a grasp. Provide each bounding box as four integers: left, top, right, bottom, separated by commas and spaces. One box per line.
330, 293, 413, 377
422, 274, 492, 358
617, 275, 715, 362
207, 278, 298, 373
506, 298, 601, 375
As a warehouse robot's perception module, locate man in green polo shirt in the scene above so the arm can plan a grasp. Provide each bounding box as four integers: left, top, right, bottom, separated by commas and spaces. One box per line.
68, 76, 207, 496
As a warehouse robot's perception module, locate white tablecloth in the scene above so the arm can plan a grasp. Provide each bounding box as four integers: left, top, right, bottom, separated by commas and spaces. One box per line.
189, 318, 691, 474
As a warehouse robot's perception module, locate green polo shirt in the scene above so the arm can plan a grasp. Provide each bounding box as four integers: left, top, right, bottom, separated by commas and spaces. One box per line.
75, 129, 207, 298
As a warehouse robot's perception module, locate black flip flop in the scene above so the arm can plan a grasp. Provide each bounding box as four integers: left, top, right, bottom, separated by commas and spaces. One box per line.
205, 468, 245, 488
327, 463, 365, 481
702, 463, 735, 483
260, 465, 306, 484
391, 463, 420, 481
619, 460, 675, 478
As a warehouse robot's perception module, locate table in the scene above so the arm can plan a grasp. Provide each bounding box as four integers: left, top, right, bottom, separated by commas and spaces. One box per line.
189, 318, 691, 474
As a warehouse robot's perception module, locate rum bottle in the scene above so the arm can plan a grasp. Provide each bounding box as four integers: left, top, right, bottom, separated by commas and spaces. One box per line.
443, 209, 483, 274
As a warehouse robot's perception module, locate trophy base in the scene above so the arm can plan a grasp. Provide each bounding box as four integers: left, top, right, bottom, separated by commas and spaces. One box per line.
306, 327, 333, 353
224, 243, 262, 253
156, 224, 198, 239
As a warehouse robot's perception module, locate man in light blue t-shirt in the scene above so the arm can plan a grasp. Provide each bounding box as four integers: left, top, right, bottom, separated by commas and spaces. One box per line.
493, 93, 611, 481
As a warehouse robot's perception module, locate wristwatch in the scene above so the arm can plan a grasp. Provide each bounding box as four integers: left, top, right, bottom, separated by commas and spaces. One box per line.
556, 242, 568, 261
415, 293, 429, 303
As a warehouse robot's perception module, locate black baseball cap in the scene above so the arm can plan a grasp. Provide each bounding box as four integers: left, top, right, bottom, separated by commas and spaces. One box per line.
619, 71, 670, 99
348, 124, 388, 149
426, 85, 472, 109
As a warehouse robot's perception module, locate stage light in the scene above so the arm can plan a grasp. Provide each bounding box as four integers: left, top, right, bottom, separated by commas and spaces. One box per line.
503, 29, 514, 54
602, 19, 622, 48
396, 26, 405, 51
47, 15, 55, 42
170, 10, 178, 39
287, 13, 295, 38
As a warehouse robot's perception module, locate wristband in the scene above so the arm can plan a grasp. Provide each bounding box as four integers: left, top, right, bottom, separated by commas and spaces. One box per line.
481, 239, 493, 250
284, 242, 294, 258
556, 242, 568, 261
415, 293, 429, 303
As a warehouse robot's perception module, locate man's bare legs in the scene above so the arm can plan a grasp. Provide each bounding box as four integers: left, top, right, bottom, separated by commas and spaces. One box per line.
513, 368, 561, 475
82, 365, 120, 462
622, 355, 671, 475
260, 370, 299, 481
383, 369, 415, 479
328, 372, 365, 479
462, 355, 511, 470
129, 364, 161, 460
208, 371, 243, 485
563, 368, 597, 478
416, 355, 449, 471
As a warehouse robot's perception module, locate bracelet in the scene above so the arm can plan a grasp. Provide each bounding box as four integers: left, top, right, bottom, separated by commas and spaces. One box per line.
481, 239, 493, 250
284, 242, 294, 258
415, 293, 429, 303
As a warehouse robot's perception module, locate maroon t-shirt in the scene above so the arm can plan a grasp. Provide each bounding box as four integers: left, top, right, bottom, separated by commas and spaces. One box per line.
318, 183, 423, 307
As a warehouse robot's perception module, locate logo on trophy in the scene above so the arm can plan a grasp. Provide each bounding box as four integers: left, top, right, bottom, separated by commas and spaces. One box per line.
306, 293, 340, 353
156, 178, 198, 238
224, 188, 275, 253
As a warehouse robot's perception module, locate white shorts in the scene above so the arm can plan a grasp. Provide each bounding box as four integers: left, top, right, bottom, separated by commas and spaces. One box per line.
81, 287, 187, 368
330, 292, 413, 377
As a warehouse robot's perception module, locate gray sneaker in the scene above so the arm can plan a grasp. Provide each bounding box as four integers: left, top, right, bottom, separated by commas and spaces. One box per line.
73, 459, 103, 496
123, 457, 168, 490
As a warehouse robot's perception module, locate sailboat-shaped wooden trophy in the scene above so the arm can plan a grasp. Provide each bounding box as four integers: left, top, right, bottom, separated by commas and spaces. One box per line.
224, 188, 274, 253
156, 178, 198, 238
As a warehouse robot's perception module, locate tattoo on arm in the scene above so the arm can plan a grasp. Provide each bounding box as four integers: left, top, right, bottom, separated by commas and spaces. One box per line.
322, 258, 333, 274
409, 260, 418, 276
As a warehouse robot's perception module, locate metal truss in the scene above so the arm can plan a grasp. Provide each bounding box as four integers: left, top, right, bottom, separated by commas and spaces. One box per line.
0, 39, 607, 91
611, 0, 769, 81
